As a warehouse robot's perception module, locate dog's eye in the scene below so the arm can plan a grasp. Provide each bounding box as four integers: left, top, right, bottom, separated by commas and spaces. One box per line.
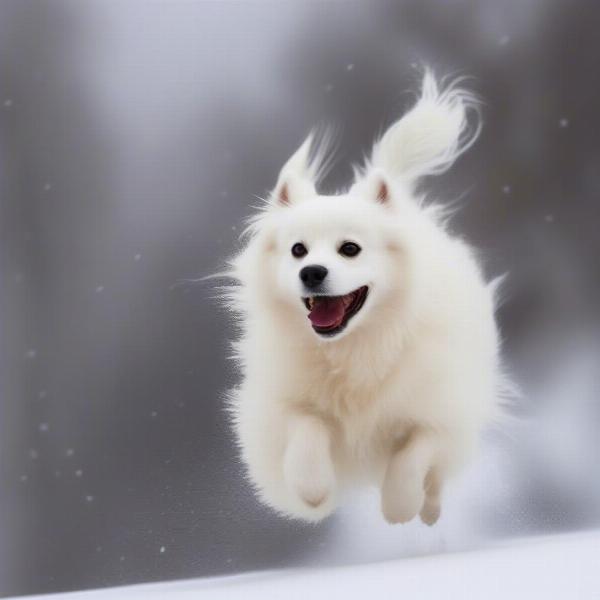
291, 243, 308, 258
339, 242, 361, 257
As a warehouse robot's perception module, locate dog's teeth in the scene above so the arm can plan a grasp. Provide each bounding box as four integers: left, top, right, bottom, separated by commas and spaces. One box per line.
309, 298, 315, 309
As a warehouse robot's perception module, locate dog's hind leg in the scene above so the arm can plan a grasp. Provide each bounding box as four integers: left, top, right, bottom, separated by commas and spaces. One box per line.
380, 428, 437, 524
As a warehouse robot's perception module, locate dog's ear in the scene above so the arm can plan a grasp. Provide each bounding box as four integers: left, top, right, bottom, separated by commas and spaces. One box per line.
270, 130, 335, 207
357, 168, 393, 206
271, 135, 316, 207
357, 69, 480, 192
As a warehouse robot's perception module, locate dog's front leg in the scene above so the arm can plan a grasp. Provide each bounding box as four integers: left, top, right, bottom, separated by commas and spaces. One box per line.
283, 414, 336, 510
381, 428, 440, 525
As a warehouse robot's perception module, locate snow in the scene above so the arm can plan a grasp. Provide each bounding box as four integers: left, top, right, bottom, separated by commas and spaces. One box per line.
14, 532, 600, 600
559, 117, 569, 128
134, 253, 142, 261
26, 349, 37, 359
499, 35, 510, 46
502, 184, 511, 194
38, 423, 49, 432
95, 285, 105, 293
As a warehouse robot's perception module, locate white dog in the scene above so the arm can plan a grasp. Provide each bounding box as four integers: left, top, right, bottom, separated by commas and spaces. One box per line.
224, 71, 507, 525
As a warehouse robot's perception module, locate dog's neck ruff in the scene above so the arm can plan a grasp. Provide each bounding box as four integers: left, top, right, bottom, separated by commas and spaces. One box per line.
314, 315, 408, 390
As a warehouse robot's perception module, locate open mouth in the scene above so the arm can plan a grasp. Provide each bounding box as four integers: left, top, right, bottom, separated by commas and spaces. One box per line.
302, 286, 369, 337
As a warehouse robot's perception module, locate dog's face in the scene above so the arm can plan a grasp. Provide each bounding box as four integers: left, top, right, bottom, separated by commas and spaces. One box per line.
272, 196, 399, 340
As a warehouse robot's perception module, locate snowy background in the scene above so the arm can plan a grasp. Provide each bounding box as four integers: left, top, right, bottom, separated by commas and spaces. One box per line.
1, 0, 599, 596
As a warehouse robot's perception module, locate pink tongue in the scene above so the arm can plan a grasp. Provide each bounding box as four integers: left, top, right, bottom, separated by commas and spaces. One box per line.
308, 297, 346, 328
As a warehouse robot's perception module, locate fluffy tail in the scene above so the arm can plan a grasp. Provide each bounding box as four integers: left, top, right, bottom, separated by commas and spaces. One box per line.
369, 69, 481, 188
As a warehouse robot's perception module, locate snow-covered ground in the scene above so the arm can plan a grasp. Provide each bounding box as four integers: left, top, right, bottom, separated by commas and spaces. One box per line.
16, 531, 600, 600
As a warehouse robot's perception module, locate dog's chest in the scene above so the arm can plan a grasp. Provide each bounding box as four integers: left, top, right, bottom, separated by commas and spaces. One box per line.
305, 362, 397, 446
301, 343, 430, 452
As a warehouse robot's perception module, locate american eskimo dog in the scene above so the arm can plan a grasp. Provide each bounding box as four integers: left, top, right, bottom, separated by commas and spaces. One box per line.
224, 71, 506, 524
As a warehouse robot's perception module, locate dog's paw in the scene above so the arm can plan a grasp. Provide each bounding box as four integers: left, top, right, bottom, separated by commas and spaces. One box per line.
294, 481, 332, 508
381, 476, 425, 524
286, 458, 336, 509
419, 498, 441, 526
380, 451, 427, 524
283, 439, 336, 510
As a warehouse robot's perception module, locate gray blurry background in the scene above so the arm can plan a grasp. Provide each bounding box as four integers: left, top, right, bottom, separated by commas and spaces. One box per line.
1, 0, 600, 596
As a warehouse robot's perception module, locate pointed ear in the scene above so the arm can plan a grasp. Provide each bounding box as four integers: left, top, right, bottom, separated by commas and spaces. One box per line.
351, 168, 394, 207
271, 135, 317, 207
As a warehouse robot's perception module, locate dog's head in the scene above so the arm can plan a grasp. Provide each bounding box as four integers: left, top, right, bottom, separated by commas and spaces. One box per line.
267, 163, 408, 341
235, 71, 479, 342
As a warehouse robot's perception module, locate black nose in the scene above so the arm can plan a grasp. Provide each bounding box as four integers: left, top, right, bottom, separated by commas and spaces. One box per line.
300, 265, 328, 289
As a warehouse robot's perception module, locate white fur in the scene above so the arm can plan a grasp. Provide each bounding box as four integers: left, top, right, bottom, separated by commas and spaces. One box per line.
224, 70, 506, 524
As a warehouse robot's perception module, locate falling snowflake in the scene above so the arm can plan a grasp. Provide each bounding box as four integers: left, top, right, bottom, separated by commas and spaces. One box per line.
43, 183, 52, 191
346, 63, 354, 71
39, 423, 49, 432
3, 99, 13, 108
29, 449, 39, 460
95, 285, 104, 293
160, 546, 166, 554
75, 469, 83, 477
324, 83, 334, 93
499, 35, 510, 46
20, 474, 28, 482
25, 349, 37, 359
39, 390, 47, 399
544, 214, 555, 223
66, 448, 74, 457
151, 411, 158, 418
85, 495, 94, 502
134, 253, 142, 261
559, 118, 569, 128
502, 185, 511, 194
